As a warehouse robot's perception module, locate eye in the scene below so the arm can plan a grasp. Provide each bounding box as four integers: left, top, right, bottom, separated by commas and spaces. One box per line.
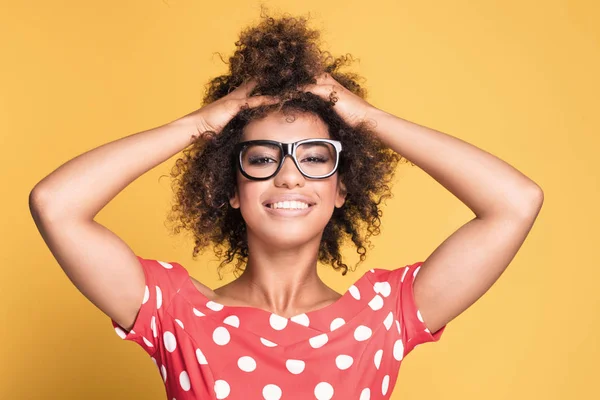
301, 155, 329, 163
248, 155, 277, 165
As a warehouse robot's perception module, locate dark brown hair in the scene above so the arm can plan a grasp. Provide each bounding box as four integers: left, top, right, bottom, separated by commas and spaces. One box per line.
166, 8, 408, 279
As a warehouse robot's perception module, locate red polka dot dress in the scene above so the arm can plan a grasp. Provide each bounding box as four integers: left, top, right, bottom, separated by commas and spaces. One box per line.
111, 256, 446, 399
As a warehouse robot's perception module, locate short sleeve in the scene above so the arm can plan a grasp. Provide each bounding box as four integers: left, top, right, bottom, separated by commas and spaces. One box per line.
391, 261, 447, 358
110, 255, 189, 357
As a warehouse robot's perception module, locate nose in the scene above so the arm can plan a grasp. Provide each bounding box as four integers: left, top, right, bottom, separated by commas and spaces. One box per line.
273, 155, 305, 188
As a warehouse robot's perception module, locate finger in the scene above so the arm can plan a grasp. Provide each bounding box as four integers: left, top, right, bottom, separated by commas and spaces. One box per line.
300, 83, 336, 102
241, 95, 279, 110
315, 72, 335, 85
232, 79, 259, 98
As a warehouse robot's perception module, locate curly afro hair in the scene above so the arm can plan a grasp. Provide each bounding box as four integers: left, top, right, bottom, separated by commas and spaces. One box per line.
165, 8, 408, 279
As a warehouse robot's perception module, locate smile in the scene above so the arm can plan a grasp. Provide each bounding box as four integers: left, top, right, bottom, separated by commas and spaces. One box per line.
263, 202, 315, 217
266, 201, 312, 210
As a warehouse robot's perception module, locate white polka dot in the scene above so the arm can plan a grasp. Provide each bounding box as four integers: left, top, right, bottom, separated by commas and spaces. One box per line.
142, 336, 154, 347
314, 382, 334, 400
382, 375, 390, 395
269, 314, 288, 330
368, 295, 384, 311
370, 269, 375, 273
413, 265, 421, 277
164, 331, 177, 352
214, 380, 230, 399
349, 285, 361, 300
393, 339, 404, 361
207, 301, 224, 311
196, 348, 208, 364
360, 388, 371, 400
260, 337, 277, 347
373, 281, 391, 297
335, 355, 353, 370
354, 325, 372, 341
330, 317, 345, 331
212, 326, 230, 345
417, 309, 424, 322
383, 312, 393, 330
262, 383, 282, 400
223, 315, 240, 328
114, 326, 126, 339
374, 349, 383, 369
396, 319, 401, 334
309, 333, 328, 348
151, 357, 158, 368
286, 359, 305, 374
158, 261, 173, 269
238, 356, 257, 372
401, 266, 409, 282
142, 286, 150, 304
151, 316, 157, 338
179, 370, 191, 391
175, 319, 184, 329
290, 313, 310, 327
161, 364, 167, 382
193, 307, 205, 317
156, 286, 163, 309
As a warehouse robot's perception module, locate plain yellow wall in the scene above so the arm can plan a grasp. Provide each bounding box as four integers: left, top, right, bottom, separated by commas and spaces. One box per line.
1, 0, 597, 398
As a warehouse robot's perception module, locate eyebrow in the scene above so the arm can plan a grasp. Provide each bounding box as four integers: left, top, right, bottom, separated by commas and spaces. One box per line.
299, 142, 329, 148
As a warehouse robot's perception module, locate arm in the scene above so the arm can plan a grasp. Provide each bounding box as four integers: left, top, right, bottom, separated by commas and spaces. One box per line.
30, 116, 199, 221
368, 107, 544, 334
29, 116, 201, 331
29, 80, 275, 331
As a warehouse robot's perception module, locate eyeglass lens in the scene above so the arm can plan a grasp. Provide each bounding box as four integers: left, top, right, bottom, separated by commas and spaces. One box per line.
241, 142, 337, 179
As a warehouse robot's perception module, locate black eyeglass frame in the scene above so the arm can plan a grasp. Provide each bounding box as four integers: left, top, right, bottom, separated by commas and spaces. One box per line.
233, 138, 343, 181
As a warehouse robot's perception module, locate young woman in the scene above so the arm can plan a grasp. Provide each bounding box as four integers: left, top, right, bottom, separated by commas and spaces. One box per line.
29, 13, 543, 400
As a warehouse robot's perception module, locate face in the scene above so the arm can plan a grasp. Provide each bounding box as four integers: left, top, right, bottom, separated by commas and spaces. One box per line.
229, 110, 347, 249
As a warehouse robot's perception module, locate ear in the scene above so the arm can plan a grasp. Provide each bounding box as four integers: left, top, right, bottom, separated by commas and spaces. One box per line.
334, 177, 347, 208
229, 186, 240, 209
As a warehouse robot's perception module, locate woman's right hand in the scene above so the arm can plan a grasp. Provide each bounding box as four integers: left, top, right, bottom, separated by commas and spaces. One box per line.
183, 79, 278, 136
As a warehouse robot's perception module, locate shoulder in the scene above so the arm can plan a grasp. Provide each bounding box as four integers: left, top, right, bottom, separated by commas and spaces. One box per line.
190, 275, 216, 299
136, 256, 191, 296
366, 263, 420, 283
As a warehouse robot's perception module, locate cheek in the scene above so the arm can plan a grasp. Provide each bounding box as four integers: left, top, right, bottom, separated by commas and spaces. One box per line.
236, 181, 265, 212
316, 180, 341, 203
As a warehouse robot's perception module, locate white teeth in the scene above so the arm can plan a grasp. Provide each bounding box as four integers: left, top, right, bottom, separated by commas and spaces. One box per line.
268, 201, 310, 210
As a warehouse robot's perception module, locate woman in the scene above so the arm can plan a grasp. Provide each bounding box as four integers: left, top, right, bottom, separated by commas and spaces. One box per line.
29, 12, 543, 400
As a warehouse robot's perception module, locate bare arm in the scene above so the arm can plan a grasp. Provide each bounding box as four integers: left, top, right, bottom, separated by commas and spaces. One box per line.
301, 72, 544, 335
29, 116, 201, 331
30, 117, 198, 221
367, 107, 543, 334
29, 80, 276, 331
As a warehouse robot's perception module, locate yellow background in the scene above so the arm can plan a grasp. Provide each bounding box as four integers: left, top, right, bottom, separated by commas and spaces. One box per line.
1, 0, 597, 398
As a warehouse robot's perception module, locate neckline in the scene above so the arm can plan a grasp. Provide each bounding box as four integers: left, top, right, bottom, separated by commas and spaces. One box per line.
184, 269, 371, 321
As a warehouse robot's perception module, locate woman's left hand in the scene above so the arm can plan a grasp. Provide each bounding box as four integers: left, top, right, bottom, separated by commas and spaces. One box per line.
299, 73, 379, 128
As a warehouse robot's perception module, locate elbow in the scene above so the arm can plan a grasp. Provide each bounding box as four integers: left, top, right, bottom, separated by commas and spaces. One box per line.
29, 186, 56, 219
516, 184, 544, 219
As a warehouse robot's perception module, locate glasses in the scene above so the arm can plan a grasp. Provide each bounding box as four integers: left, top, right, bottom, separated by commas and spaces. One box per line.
233, 139, 343, 181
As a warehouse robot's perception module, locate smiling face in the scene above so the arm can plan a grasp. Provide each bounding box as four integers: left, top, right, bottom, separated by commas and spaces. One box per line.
229, 110, 347, 249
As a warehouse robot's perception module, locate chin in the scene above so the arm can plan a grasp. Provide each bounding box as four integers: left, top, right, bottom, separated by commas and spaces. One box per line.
252, 225, 323, 250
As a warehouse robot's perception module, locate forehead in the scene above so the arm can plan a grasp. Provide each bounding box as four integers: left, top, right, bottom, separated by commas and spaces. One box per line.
242, 111, 330, 142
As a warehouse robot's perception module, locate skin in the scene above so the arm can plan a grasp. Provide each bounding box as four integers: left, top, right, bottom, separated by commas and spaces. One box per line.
201, 110, 348, 318
193, 72, 543, 333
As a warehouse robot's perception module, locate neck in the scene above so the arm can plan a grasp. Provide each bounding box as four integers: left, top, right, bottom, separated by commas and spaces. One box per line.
234, 232, 336, 315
